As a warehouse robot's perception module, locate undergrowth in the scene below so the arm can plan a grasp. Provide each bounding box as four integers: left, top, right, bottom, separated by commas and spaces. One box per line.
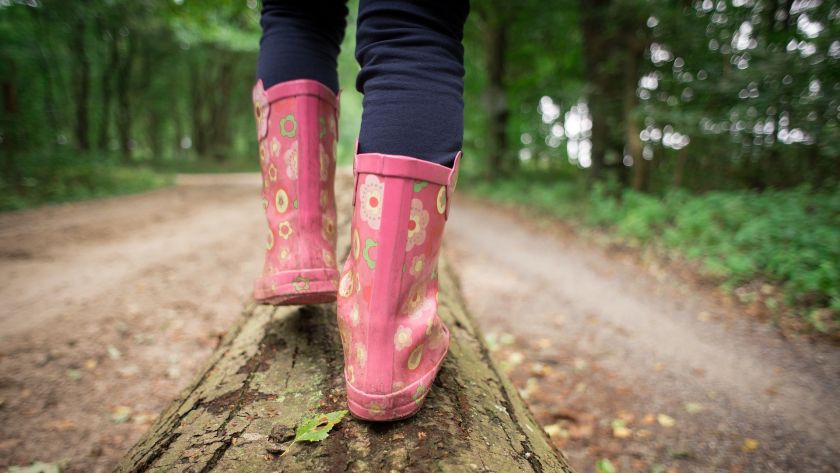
468, 175, 840, 332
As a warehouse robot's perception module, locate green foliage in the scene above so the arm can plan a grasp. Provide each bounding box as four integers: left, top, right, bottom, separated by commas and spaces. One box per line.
0, 151, 172, 211
471, 179, 840, 325
596, 458, 616, 473
279, 409, 349, 457
294, 409, 349, 443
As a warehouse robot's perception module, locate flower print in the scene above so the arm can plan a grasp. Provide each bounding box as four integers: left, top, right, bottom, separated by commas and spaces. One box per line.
323, 248, 334, 267
270, 136, 281, 157
319, 116, 327, 140
278, 246, 290, 260
352, 229, 361, 260
412, 384, 426, 405
279, 113, 297, 138
349, 303, 360, 327
406, 198, 429, 251
277, 221, 293, 240
319, 143, 330, 181
356, 343, 367, 366
409, 255, 425, 276
407, 343, 424, 370
268, 163, 278, 182
403, 282, 427, 317
346, 365, 355, 384
266, 228, 274, 250
425, 313, 435, 336
259, 142, 268, 163
261, 198, 268, 210
320, 189, 328, 209
292, 275, 310, 292
339, 270, 354, 297
367, 402, 383, 416
284, 141, 298, 179
394, 325, 413, 351
275, 188, 289, 213
359, 175, 384, 230
322, 214, 336, 243
436, 186, 447, 214
252, 82, 269, 139
392, 381, 405, 391
362, 238, 378, 270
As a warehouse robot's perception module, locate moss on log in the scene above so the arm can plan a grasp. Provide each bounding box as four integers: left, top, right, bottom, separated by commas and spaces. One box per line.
117, 175, 575, 472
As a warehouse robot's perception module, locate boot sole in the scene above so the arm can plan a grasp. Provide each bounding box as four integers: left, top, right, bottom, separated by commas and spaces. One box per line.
253, 268, 339, 306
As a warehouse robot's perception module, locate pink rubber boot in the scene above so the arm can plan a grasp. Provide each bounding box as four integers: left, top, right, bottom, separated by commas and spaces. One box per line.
252, 79, 339, 305
336, 150, 461, 421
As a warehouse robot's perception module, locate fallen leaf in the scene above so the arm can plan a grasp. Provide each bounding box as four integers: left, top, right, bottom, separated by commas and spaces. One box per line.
107, 346, 122, 360
596, 458, 616, 473
484, 333, 499, 352
294, 409, 348, 443
83, 359, 97, 370
657, 414, 676, 427
117, 365, 140, 377
507, 352, 525, 366
544, 423, 569, 439
742, 438, 759, 452
66, 369, 82, 381
684, 402, 704, 414
0, 438, 20, 450
636, 429, 652, 438
642, 414, 656, 425
111, 406, 133, 423
46, 419, 76, 431
8, 462, 60, 473
611, 419, 632, 439
132, 413, 158, 425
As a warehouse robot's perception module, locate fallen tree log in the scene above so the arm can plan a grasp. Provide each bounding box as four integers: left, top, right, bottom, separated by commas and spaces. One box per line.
118, 176, 574, 472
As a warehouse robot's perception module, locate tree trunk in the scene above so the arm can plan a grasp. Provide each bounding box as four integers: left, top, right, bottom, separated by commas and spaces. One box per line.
2, 80, 21, 188
99, 28, 118, 152
623, 36, 646, 192
73, 18, 91, 151
116, 31, 136, 162
579, 0, 611, 183
672, 146, 687, 188
484, 19, 509, 180
117, 176, 574, 473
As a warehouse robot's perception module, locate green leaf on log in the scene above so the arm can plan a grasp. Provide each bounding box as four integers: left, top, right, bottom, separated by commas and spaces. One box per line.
294, 409, 349, 443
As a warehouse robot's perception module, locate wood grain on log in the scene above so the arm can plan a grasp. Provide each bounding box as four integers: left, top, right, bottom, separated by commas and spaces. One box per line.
118, 174, 575, 472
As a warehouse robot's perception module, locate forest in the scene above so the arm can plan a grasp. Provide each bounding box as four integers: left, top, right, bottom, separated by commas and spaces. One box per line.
1, 0, 838, 330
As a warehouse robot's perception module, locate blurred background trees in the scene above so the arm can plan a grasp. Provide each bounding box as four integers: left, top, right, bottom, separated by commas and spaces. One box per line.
1, 0, 838, 325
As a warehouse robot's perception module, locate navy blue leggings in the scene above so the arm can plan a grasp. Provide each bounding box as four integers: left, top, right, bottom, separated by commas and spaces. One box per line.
258, 0, 469, 167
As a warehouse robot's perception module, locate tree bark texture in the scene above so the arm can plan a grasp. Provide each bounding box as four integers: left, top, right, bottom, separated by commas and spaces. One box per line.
117, 177, 574, 473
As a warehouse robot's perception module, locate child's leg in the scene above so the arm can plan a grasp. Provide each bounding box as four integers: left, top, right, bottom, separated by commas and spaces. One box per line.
252, 0, 347, 305
336, 0, 469, 421
355, 0, 469, 167
258, 0, 348, 93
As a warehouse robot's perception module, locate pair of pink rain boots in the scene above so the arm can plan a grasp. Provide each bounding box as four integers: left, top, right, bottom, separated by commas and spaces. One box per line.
252, 79, 459, 421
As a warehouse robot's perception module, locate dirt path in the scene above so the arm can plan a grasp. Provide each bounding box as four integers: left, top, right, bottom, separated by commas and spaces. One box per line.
445, 198, 840, 473
0, 175, 837, 472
